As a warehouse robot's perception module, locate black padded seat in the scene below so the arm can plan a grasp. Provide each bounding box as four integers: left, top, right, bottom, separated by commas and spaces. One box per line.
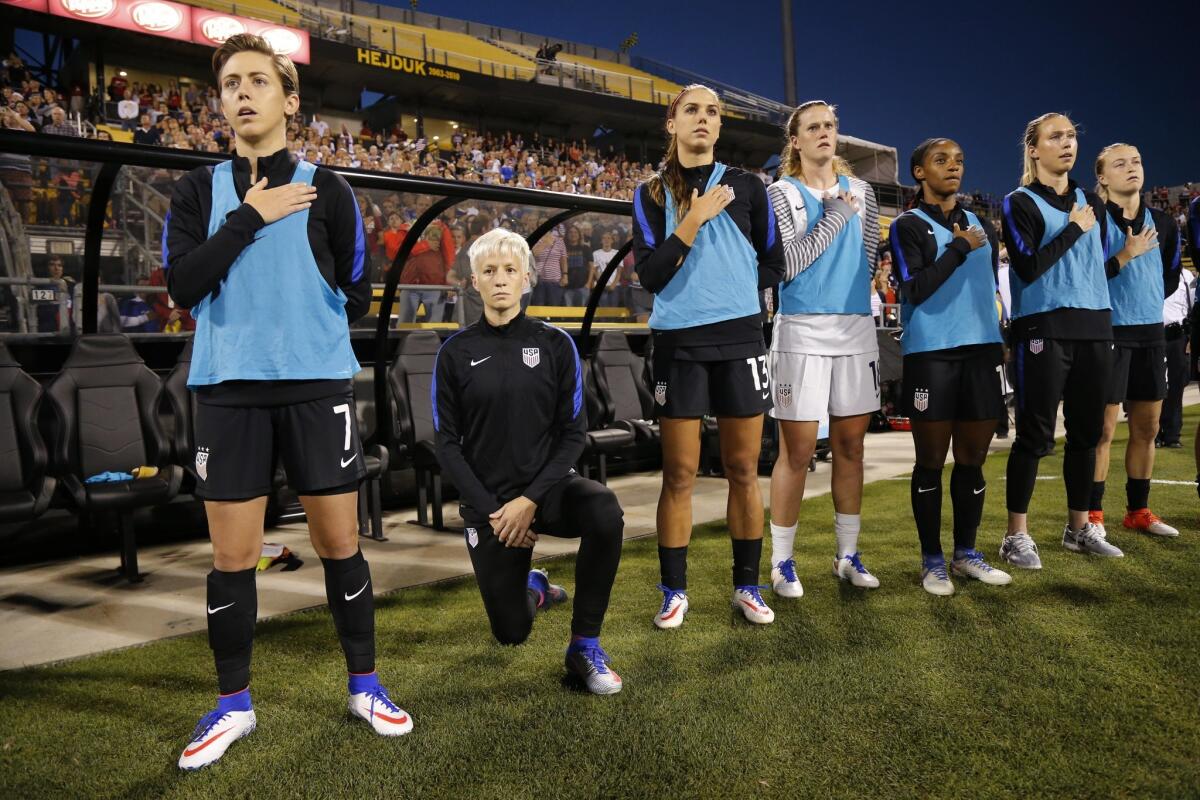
44, 334, 182, 581
388, 331, 452, 529
592, 330, 660, 441
0, 342, 56, 523
352, 367, 390, 541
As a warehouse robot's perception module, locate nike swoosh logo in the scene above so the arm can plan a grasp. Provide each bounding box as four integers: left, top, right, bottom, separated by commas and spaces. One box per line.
340, 453, 358, 468
207, 602, 235, 615
345, 579, 370, 601
470, 356, 491, 367
183, 727, 232, 757
917, 487, 937, 493
974, 487, 986, 495
761, 391, 770, 400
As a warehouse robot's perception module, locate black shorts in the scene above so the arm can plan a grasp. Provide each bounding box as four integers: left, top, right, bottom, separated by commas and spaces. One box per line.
193, 390, 366, 500
651, 348, 773, 418
1107, 343, 1168, 404
903, 347, 1004, 421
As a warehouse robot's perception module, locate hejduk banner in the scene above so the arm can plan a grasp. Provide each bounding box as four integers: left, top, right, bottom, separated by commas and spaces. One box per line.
16, 0, 310, 63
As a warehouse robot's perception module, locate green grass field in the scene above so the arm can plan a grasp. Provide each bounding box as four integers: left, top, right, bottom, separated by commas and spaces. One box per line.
2, 412, 1198, 799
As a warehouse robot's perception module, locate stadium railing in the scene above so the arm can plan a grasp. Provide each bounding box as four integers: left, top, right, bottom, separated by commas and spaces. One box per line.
0, 130, 637, 444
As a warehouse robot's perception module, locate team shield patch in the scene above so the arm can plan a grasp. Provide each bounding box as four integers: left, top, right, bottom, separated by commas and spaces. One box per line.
1030, 339, 1044, 355
913, 389, 929, 413
195, 447, 209, 481
655, 381, 667, 406
466, 527, 478, 548
522, 347, 540, 368
777, 383, 792, 409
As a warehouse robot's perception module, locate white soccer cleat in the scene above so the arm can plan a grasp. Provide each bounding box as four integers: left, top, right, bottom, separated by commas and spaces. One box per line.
920, 558, 955, 597
565, 639, 623, 695
349, 684, 414, 736
653, 585, 689, 629
178, 708, 256, 770
770, 558, 804, 598
999, 532, 1042, 569
833, 552, 880, 589
950, 549, 1013, 585
1062, 522, 1124, 558
731, 586, 775, 624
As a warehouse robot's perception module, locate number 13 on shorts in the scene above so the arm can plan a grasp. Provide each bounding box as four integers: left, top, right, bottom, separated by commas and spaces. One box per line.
745, 355, 769, 394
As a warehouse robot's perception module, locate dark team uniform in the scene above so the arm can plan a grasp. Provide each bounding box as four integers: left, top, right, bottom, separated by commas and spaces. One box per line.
1102, 201, 1181, 405
632, 163, 784, 418
891, 200, 1004, 421
164, 148, 370, 499
433, 313, 623, 643
1001, 179, 1113, 513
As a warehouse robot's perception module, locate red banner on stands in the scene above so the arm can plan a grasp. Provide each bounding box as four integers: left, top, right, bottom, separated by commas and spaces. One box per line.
14, 0, 310, 63
191, 9, 309, 64
48, 0, 192, 41
0, 0, 51, 10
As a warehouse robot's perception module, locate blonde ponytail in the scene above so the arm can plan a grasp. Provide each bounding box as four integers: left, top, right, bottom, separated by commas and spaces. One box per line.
1020, 112, 1073, 186
779, 100, 855, 184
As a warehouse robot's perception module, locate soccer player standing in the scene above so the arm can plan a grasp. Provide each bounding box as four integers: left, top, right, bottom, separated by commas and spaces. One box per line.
766, 100, 883, 597
890, 138, 1012, 595
1089, 143, 1181, 539
631, 84, 784, 628
999, 113, 1121, 567
166, 35, 410, 769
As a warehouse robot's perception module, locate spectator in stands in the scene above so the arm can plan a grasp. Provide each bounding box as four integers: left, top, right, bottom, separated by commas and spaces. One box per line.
119, 278, 159, 332
397, 225, 447, 322
0, 106, 35, 221
380, 211, 408, 268
41, 106, 78, 137
117, 89, 139, 131
626, 255, 652, 323
72, 282, 121, 333
34, 256, 73, 334
54, 168, 83, 224
107, 73, 128, 102
133, 119, 162, 146
531, 225, 566, 305
562, 224, 592, 306
148, 267, 194, 332
592, 229, 621, 306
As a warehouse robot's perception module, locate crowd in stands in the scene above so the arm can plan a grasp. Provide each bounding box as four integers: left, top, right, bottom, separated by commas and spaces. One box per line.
2, 52, 1194, 336
1147, 184, 1199, 236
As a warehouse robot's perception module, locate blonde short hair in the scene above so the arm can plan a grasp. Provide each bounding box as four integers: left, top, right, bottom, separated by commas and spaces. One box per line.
468, 227, 532, 275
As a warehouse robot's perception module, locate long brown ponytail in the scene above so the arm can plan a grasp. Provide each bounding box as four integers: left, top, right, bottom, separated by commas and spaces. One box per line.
647, 83, 720, 221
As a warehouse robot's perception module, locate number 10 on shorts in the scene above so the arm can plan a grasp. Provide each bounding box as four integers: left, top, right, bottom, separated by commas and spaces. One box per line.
745, 355, 769, 393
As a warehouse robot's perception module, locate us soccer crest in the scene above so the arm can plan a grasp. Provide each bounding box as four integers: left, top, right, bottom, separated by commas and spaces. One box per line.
777, 383, 792, 409
466, 527, 478, 548
195, 447, 209, 481
655, 381, 667, 406
1030, 339, 1044, 355
913, 388, 929, 412
522, 347, 540, 368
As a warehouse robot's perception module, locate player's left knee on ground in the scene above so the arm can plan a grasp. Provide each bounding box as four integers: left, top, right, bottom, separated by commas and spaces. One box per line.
491, 611, 535, 646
